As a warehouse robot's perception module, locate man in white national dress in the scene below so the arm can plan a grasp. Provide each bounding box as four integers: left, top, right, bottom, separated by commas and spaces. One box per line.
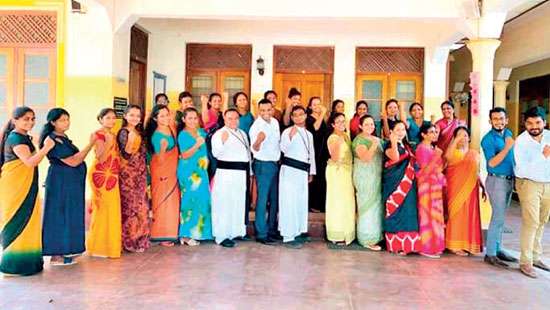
211, 108, 252, 248
278, 106, 316, 249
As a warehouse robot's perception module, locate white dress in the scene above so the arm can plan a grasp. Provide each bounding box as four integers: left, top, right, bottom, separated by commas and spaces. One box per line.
278, 126, 316, 242
211, 127, 251, 244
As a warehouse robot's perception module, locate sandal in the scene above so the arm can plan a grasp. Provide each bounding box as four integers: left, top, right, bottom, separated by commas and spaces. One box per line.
160, 241, 174, 247
452, 250, 469, 257
365, 244, 382, 251
180, 238, 200, 246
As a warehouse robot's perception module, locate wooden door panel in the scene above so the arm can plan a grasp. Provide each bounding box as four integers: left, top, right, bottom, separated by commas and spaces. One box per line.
220, 70, 250, 107
356, 74, 388, 121
129, 60, 146, 108
274, 73, 327, 109
0, 48, 14, 126
389, 73, 423, 112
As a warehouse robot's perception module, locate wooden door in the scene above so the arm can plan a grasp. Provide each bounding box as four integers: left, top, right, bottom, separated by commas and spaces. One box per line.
355, 74, 389, 121
0, 48, 15, 126
129, 60, 146, 107
274, 73, 329, 110
220, 70, 250, 106
356, 73, 422, 121
17, 48, 57, 132
389, 73, 423, 113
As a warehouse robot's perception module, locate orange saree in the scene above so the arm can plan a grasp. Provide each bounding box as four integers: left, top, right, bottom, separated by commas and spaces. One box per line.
150, 131, 180, 241
444, 149, 483, 254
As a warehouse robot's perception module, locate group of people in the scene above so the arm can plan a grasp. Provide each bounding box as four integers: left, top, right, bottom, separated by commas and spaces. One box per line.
0, 87, 549, 279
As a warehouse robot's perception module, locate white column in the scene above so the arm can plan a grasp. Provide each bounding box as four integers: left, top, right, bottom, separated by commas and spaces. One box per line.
493, 80, 509, 109
424, 46, 450, 122
333, 42, 356, 118
466, 38, 501, 150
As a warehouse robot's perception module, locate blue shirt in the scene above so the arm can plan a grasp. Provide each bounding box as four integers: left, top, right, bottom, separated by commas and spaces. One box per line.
481, 128, 515, 176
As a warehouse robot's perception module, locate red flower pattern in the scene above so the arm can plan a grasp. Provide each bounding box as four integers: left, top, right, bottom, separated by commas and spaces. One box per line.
92, 154, 120, 191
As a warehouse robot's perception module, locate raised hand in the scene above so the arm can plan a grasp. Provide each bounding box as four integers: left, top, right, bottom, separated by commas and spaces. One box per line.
221, 130, 229, 143
257, 131, 266, 143
505, 136, 515, 150
543, 145, 550, 158
200, 95, 209, 106
195, 136, 205, 147
43, 135, 55, 150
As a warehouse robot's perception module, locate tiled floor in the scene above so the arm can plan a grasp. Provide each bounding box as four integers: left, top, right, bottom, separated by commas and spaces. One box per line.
1, 204, 549, 310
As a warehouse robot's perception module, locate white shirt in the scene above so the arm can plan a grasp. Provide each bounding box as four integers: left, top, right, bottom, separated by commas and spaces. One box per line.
514, 129, 550, 183
249, 116, 281, 162
212, 127, 251, 163
280, 126, 316, 175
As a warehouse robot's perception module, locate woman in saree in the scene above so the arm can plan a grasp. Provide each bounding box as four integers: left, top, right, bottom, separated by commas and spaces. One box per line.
41, 108, 95, 265
145, 104, 180, 246
382, 121, 420, 255
415, 123, 446, 258
435, 101, 466, 153
234, 92, 254, 134
325, 113, 356, 245
444, 126, 483, 256
404, 102, 432, 147
0, 107, 54, 276
177, 107, 213, 245
306, 96, 328, 212
352, 114, 383, 250
117, 104, 150, 253
381, 99, 407, 139
86, 108, 122, 258
349, 100, 368, 140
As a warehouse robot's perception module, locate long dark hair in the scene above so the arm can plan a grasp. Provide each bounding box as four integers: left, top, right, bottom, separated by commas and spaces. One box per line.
178, 107, 200, 132
232, 91, 249, 111
354, 100, 368, 117
331, 99, 344, 114
121, 104, 144, 134
144, 104, 170, 153
327, 112, 346, 136
0, 106, 35, 170
288, 87, 301, 99
419, 122, 436, 144
39, 108, 70, 148
389, 120, 412, 150
359, 114, 377, 137
97, 108, 116, 122
306, 96, 321, 115
207, 92, 222, 109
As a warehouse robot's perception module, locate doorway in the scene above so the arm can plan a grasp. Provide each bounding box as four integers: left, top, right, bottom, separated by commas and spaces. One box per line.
273, 46, 334, 110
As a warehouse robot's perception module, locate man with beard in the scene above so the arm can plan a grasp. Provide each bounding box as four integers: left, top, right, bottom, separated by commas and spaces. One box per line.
514, 107, 550, 278
481, 107, 517, 268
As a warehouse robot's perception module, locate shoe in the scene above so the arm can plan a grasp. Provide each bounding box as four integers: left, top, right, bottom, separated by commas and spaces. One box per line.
62, 257, 77, 266
256, 237, 277, 246
284, 240, 303, 249
533, 260, 550, 272
484, 255, 509, 268
497, 251, 518, 263
234, 234, 252, 241
296, 234, 311, 243
220, 239, 235, 248
520, 264, 538, 278
269, 234, 283, 241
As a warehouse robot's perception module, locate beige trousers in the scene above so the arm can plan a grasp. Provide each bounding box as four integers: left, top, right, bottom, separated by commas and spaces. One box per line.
516, 178, 550, 265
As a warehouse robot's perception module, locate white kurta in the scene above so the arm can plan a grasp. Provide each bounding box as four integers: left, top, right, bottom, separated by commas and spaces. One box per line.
278, 126, 316, 242
211, 126, 251, 244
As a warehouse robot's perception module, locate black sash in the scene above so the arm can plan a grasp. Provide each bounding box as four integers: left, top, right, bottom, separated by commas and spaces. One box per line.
281, 156, 310, 172
217, 160, 251, 224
